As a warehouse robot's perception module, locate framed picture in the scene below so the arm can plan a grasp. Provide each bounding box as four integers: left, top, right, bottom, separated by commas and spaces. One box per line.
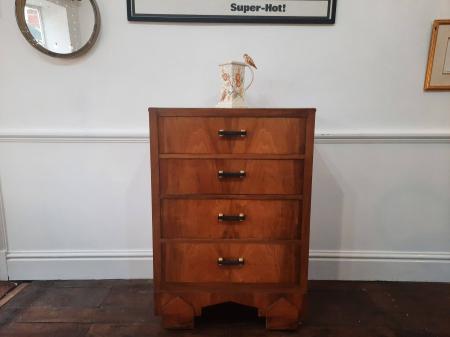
424, 20, 450, 90
127, 0, 337, 24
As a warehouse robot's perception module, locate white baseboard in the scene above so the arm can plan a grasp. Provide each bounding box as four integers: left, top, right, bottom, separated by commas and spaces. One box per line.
0, 250, 8, 281
309, 250, 450, 282
6, 250, 153, 280
6, 249, 450, 282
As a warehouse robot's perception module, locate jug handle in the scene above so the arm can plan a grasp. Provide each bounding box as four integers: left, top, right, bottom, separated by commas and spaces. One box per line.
244, 65, 254, 92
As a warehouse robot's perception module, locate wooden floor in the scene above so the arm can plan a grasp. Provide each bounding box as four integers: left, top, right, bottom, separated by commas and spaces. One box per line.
0, 280, 448, 337
0, 282, 16, 301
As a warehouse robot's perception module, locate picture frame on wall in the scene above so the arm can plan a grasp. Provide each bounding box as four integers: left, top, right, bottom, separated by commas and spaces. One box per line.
127, 0, 337, 24
424, 20, 450, 90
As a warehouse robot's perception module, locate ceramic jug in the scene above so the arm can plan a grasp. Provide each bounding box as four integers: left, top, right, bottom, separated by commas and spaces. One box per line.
217, 61, 254, 108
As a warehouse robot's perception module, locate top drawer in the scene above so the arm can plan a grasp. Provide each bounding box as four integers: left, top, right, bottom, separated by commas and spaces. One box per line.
159, 117, 306, 154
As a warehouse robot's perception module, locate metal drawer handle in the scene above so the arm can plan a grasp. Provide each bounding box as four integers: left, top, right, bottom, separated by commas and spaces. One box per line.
218, 170, 246, 179
217, 257, 245, 266
218, 129, 247, 138
218, 213, 246, 222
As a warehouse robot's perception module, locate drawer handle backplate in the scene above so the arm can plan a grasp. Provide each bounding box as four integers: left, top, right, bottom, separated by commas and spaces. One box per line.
218, 170, 246, 179
218, 129, 247, 138
217, 257, 245, 266
218, 213, 246, 222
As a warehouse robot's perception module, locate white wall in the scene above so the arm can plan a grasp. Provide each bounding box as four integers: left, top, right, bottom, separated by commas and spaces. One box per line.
0, 0, 449, 281
0, 180, 7, 280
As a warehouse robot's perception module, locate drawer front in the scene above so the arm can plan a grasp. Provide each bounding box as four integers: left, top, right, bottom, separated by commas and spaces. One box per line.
159, 117, 306, 154
163, 243, 299, 284
162, 199, 301, 239
160, 159, 303, 195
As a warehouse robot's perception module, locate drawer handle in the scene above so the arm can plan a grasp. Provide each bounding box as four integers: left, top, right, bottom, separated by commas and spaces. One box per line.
218, 170, 246, 179
217, 257, 245, 266
218, 129, 247, 138
218, 213, 246, 222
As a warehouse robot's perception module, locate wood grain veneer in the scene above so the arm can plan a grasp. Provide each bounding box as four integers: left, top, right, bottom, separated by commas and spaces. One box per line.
160, 159, 303, 195
163, 242, 300, 284
149, 108, 315, 330
159, 117, 306, 154
161, 199, 300, 240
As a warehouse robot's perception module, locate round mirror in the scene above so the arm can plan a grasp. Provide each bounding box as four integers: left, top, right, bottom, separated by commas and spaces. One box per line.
15, 0, 100, 58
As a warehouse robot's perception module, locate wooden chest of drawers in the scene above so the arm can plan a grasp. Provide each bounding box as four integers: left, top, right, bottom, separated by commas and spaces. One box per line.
149, 108, 315, 330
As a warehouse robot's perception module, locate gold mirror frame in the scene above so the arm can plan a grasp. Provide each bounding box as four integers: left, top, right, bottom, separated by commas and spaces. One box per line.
15, 0, 101, 58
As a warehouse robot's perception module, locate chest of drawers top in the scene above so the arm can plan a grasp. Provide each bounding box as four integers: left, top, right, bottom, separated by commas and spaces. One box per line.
149, 108, 315, 330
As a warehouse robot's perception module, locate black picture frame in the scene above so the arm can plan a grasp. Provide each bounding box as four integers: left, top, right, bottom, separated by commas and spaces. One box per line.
127, 0, 337, 24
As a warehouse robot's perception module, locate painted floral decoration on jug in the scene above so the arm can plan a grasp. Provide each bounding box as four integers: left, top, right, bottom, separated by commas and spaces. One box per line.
217, 54, 256, 108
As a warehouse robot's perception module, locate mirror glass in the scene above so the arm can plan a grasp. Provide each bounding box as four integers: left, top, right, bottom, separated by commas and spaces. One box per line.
16, 0, 100, 57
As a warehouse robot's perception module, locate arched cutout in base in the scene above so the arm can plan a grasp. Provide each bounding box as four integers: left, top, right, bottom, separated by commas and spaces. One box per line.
198, 301, 263, 326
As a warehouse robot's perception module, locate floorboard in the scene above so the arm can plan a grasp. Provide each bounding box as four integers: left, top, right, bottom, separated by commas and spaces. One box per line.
0, 282, 16, 302
0, 280, 448, 337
